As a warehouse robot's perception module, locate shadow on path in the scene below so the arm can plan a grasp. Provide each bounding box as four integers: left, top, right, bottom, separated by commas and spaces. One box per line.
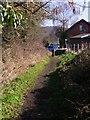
17, 56, 90, 120
17, 57, 61, 120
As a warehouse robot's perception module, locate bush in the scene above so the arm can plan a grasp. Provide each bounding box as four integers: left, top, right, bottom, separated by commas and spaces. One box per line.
43, 39, 49, 48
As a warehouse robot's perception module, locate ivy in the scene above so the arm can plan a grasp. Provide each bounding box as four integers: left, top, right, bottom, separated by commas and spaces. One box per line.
0, 3, 25, 28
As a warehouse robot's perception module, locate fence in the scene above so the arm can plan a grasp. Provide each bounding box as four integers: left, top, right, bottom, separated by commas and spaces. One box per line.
66, 42, 90, 53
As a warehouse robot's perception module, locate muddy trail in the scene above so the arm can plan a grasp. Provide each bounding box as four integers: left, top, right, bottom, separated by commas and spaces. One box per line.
17, 57, 60, 120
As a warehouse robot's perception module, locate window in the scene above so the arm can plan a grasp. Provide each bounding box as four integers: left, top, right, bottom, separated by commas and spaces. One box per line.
80, 25, 86, 32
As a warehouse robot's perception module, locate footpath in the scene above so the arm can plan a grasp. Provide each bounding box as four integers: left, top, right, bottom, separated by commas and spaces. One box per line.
17, 57, 60, 120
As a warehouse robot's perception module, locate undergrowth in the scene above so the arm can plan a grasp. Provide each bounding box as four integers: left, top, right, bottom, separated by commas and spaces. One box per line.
46, 52, 90, 119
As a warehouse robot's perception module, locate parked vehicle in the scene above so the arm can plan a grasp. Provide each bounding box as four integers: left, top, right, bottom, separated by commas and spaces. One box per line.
48, 45, 54, 52
48, 44, 59, 52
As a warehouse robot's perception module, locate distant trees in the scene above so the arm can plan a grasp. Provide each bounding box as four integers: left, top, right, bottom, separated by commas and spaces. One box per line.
55, 27, 67, 48
43, 0, 78, 48
51, 2, 70, 27
51, 2, 69, 48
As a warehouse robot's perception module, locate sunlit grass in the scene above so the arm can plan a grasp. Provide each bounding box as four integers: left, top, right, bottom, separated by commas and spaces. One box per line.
57, 53, 76, 67
2, 56, 50, 119
2, 53, 76, 119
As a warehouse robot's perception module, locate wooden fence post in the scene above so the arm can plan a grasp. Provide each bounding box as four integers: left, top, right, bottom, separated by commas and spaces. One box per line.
73, 44, 75, 53
81, 43, 84, 51
85, 42, 88, 49
77, 44, 80, 53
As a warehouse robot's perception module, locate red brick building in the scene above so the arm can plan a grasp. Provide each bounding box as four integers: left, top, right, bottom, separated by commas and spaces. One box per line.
66, 19, 90, 52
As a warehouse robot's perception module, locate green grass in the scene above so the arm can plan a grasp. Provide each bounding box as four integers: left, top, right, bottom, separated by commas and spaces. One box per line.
57, 53, 75, 68
1, 53, 77, 119
2, 56, 50, 119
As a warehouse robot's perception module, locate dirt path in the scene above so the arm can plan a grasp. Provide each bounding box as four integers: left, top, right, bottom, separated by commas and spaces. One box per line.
17, 57, 59, 120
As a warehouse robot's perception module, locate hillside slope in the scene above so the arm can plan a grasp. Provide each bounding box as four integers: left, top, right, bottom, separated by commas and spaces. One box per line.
2, 24, 54, 82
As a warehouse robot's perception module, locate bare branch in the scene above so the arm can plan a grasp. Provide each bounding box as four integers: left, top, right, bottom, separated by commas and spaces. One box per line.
32, 0, 51, 14
12, 1, 51, 15
35, 3, 50, 14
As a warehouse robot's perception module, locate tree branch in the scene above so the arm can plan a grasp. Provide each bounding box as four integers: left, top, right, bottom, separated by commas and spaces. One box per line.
12, 1, 51, 14
32, 0, 51, 14
35, 3, 50, 14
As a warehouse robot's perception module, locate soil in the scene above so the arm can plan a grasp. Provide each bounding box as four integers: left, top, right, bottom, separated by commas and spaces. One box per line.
16, 57, 60, 120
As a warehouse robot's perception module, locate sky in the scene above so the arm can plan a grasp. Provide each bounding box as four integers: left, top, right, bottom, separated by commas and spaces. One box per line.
40, 0, 90, 27
78, 0, 90, 21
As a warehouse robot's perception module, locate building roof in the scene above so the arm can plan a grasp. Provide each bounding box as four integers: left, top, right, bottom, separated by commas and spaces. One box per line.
70, 33, 90, 39
67, 19, 90, 32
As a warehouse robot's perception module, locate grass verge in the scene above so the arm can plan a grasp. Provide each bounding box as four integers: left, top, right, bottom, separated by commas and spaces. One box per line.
57, 53, 76, 67
2, 56, 50, 119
